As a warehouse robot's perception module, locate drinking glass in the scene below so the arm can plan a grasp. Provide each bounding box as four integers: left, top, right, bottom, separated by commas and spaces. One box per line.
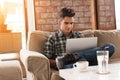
96, 51, 109, 74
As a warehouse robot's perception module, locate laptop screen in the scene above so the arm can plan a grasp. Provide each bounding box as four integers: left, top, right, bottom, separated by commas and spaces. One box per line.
66, 37, 97, 54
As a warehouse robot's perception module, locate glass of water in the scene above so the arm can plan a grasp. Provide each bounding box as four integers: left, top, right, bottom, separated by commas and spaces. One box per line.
96, 51, 109, 74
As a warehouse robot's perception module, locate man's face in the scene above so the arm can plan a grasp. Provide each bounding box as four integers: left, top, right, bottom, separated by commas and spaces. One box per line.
59, 17, 74, 35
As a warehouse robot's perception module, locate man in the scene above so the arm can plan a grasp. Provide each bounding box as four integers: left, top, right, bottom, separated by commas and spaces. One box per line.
44, 7, 115, 70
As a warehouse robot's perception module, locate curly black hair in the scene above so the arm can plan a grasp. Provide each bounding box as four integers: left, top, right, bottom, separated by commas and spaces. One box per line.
59, 7, 75, 19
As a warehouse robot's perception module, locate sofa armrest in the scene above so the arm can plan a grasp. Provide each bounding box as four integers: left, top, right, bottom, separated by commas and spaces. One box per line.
20, 49, 51, 80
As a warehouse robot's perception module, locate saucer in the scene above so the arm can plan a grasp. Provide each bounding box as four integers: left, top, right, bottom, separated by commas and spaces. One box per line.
96, 71, 110, 75
77, 68, 89, 73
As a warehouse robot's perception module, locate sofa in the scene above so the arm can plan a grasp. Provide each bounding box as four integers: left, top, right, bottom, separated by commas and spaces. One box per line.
20, 29, 120, 80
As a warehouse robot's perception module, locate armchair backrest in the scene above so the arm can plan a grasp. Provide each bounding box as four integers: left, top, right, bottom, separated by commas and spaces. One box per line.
28, 30, 51, 54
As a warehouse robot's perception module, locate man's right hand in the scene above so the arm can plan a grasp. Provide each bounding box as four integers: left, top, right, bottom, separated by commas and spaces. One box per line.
49, 59, 58, 70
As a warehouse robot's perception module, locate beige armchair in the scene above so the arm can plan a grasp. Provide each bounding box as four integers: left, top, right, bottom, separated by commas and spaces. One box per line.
20, 31, 65, 80
20, 49, 51, 80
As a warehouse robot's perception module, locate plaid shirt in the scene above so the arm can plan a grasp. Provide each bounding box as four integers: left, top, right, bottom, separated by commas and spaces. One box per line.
44, 29, 84, 59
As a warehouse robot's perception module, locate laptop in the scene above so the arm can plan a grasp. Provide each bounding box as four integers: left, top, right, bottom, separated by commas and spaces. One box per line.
66, 37, 98, 53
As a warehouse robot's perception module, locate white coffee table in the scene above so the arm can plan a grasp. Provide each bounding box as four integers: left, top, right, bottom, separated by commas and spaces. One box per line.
59, 63, 120, 80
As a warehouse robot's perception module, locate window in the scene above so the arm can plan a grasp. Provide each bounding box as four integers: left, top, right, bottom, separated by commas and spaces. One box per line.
0, 0, 26, 49
115, 0, 120, 29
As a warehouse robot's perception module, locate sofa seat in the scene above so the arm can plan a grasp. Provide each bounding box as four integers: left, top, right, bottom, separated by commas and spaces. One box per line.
110, 58, 120, 63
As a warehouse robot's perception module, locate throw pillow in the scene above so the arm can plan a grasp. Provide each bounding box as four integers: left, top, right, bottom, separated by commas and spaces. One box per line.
94, 30, 120, 59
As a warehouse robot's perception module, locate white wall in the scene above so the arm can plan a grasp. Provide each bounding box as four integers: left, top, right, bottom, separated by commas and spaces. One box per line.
26, 0, 35, 49
26, 0, 35, 32
115, 0, 120, 29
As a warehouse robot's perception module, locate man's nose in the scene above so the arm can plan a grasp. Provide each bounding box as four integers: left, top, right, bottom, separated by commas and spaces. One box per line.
67, 23, 72, 27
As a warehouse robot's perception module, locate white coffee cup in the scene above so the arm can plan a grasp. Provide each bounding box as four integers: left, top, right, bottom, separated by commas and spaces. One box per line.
73, 61, 89, 72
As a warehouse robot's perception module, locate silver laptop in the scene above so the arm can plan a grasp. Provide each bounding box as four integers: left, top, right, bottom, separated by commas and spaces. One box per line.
66, 37, 97, 53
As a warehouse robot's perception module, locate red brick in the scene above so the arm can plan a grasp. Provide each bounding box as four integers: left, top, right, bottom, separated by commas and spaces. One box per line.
46, 19, 57, 24
46, 7, 57, 12
99, 11, 106, 16
74, 18, 79, 23
37, 19, 46, 24
106, 22, 112, 27
35, 12, 41, 19
84, 12, 91, 17
106, 17, 111, 22
52, 13, 59, 18
79, 18, 90, 23
39, 0, 50, 6
41, 13, 52, 18
84, 23, 91, 28
75, 12, 84, 17
99, 6, 106, 11
99, 17, 107, 22
79, 6, 84, 11
36, 25, 42, 30
105, 0, 112, 5
105, 6, 111, 10
83, 0, 91, 5
99, 22, 106, 27
106, 11, 112, 16
35, 7, 47, 13
71, 7, 79, 12
41, 24, 53, 31
75, 24, 85, 28
73, 0, 83, 6
99, 0, 105, 5
50, 0, 61, 6
62, 0, 72, 6
110, 17, 114, 22
83, 6, 91, 11
35, 1, 40, 6
53, 25, 59, 31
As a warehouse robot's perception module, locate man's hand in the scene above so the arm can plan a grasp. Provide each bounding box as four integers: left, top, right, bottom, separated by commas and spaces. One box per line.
49, 59, 58, 70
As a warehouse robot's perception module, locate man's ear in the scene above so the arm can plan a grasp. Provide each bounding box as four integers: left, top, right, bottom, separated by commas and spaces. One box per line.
58, 19, 62, 25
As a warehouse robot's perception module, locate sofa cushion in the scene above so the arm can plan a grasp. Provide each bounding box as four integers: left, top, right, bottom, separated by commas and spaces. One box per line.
109, 58, 120, 63
94, 30, 120, 59
29, 31, 51, 53
28, 30, 94, 54
79, 30, 95, 37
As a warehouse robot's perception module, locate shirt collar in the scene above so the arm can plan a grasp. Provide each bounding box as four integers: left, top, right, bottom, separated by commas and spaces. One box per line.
57, 29, 74, 38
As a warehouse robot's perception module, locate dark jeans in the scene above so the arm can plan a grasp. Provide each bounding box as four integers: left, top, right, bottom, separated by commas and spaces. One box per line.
63, 43, 115, 69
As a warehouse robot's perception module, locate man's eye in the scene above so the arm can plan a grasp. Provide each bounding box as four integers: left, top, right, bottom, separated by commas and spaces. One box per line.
64, 22, 69, 24
70, 22, 74, 24
64, 22, 74, 24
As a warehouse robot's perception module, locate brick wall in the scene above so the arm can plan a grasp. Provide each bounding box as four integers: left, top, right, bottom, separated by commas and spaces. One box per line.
97, 0, 115, 29
34, 0, 115, 31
